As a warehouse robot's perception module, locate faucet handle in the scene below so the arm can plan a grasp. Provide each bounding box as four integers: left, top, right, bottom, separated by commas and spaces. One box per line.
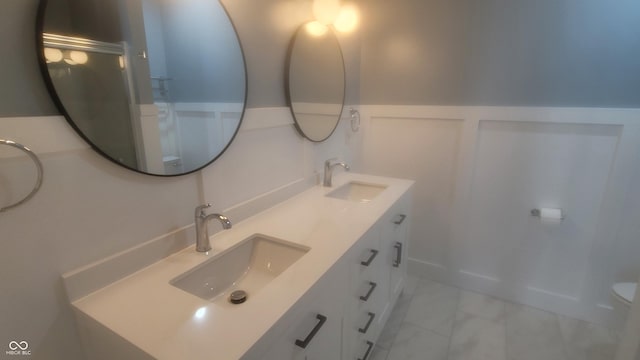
195, 203, 212, 217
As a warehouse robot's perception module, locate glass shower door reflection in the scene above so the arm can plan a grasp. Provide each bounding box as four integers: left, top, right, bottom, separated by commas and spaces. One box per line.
47, 49, 138, 169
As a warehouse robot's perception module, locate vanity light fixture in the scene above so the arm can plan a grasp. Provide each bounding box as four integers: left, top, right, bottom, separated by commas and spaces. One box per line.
311, 0, 359, 34
47, 49, 89, 66
193, 307, 207, 320
69, 50, 88, 65
313, 0, 341, 25
305, 21, 329, 37
333, 4, 359, 33
44, 47, 63, 63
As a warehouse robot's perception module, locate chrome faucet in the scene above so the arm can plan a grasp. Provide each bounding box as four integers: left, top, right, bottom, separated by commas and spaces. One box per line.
323, 158, 350, 187
194, 203, 232, 252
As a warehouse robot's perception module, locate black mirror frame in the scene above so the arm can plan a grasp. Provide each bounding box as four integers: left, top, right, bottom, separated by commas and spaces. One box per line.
35, 0, 248, 177
285, 22, 346, 143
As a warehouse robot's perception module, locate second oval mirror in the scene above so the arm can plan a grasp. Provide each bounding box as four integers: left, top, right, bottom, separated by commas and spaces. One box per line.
37, 0, 247, 176
286, 22, 346, 142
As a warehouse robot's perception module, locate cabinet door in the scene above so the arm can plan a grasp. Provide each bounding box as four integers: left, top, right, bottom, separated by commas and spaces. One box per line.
388, 209, 409, 301
379, 193, 411, 321
260, 261, 347, 360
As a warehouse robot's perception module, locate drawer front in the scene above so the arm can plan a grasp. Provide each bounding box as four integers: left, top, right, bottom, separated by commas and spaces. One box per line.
256, 263, 347, 360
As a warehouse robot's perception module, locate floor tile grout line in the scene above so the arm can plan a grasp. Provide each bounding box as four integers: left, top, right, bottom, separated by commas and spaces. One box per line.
390, 277, 463, 358
383, 283, 459, 360
377, 289, 414, 360
380, 290, 414, 353
504, 302, 510, 360
445, 316, 456, 360
554, 312, 572, 360
444, 289, 462, 360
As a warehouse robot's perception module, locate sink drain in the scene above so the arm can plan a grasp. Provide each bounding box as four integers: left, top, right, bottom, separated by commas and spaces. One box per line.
229, 290, 247, 304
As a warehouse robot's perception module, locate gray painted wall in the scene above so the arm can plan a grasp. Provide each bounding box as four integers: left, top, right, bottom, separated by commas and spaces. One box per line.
7, 0, 640, 115
2, 0, 359, 118
289, 27, 346, 104
0, 0, 58, 116
160, 0, 246, 103
360, 0, 640, 107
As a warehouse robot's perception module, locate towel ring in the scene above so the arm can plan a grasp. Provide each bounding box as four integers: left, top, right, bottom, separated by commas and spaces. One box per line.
349, 108, 360, 132
0, 139, 44, 212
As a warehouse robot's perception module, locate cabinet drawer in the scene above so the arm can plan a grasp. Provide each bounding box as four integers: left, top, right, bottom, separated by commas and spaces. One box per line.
248, 262, 347, 360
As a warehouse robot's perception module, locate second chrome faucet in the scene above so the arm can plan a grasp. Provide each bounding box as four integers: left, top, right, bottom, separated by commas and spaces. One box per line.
195, 203, 232, 252
323, 158, 350, 187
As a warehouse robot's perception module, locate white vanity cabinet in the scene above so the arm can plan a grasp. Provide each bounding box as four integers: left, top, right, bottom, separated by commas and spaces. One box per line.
249, 192, 412, 360
343, 191, 412, 360
244, 260, 348, 360
67, 174, 414, 360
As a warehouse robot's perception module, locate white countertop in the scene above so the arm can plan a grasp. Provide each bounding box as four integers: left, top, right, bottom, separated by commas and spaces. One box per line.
72, 173, 413, 360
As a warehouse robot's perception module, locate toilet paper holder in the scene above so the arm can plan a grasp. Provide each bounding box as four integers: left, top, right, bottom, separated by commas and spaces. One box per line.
530, 208, 564, 221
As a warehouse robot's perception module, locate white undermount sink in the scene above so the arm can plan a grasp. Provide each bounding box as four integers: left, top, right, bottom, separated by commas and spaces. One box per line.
170, 234, 310, 304
326, 181, 388, 203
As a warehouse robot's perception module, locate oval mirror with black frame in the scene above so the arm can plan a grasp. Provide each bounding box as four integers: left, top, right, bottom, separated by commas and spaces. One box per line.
286, 22, 346, 142
36, 0, 247, 176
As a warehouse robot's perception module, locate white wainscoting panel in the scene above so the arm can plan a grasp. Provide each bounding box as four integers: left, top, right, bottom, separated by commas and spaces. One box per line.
461, 121, 621, 315
363, 115, 463, 278
200, 106, 361, 213
172, 102, 243, 172
360, 105, 640, 327
200, 109, 304, 211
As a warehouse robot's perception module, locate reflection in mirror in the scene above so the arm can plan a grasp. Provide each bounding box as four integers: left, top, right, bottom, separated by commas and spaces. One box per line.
37, 0, 247, 176
287, 22, 346, 142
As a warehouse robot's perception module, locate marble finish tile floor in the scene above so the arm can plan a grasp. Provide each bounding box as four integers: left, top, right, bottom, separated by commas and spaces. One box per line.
371, 277, 619, 360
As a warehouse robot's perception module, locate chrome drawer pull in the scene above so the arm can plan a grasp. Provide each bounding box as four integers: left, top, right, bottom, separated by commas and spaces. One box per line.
360, 249, 379, 266
360, 281, 377, 302
393, 242, 403, 267
358, 312, 376, 334
393, 214, 407, 225
358, 340, 374, 360
294, 314, 326, 349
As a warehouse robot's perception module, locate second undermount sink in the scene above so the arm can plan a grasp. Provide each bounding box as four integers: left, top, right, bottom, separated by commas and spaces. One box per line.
170, 234, 310, 304
326, 181, 388, 203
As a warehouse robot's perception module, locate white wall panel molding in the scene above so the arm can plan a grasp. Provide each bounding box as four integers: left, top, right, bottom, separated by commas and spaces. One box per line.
468, 107, 640, 126
240, 107, 294, 131
200, 106, 358, 223
407, 257, 448, 283
360, 104, 640, 327
173, 102, 244, 113
361, 108, 465, 287
361, 105, 469, 120
583, 120, 640, 314
200, 124, 305, 210
361, 105, 640, 125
